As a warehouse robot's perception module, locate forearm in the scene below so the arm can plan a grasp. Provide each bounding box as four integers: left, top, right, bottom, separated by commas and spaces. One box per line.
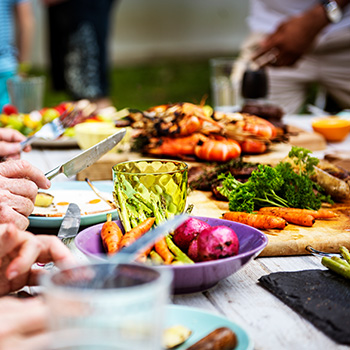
15, 2, 34, 64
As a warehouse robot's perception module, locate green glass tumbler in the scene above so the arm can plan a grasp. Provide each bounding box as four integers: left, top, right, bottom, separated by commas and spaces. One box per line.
113, 159, 188, 219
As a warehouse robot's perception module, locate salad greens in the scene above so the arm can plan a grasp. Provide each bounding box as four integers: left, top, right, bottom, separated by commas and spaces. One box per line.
218, 146, 333, 212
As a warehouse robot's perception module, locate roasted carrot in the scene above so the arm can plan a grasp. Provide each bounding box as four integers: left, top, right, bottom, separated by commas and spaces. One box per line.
136, 245, 154, 263
101, 213, 124, 255
257, 208, 315, 227
155, 237, 174, 264
119, 217, 155, 249
258, 207, 337, 219
223, 212, 287, 230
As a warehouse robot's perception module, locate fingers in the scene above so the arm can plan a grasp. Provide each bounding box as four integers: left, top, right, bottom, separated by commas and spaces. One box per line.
0, 297, 48, 334
0, 160, 50, 190
0, 142, 22, 158
0, 205, 29, 230
1, 229, 75, 280
0, 129, 27, 143
0, 188, 35, 216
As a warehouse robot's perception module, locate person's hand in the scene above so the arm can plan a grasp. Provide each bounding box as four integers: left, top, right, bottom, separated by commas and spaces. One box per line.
0, 223, 75, 296
253, 6, 329, 67
0, 128, 31, 160
0, 159, 51, 229
0, 296, 49, 350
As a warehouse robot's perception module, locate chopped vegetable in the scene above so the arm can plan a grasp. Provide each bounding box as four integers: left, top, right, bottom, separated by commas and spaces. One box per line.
101, 213, 123, 255
155, 237, 174, 264
163, 325, 192, 349
223, 211, 287, 230
34, 192, 54, 207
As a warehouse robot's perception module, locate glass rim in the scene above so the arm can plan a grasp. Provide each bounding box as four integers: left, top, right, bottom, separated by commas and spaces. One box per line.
40, 262, 173, 296
112, 159, 188, 176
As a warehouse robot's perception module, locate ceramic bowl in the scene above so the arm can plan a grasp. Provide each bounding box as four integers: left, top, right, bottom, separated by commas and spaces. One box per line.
75, 216, 268, 294
312, 117, 350, 142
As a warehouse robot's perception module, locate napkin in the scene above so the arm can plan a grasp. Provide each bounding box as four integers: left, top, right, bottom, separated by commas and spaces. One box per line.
259, 269, 350, 345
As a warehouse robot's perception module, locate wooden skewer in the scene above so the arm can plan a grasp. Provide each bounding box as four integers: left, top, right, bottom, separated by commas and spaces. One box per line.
85, 178, 117, 209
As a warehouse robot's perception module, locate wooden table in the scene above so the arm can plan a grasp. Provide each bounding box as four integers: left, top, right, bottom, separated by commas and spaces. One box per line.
23, 115, 350, 350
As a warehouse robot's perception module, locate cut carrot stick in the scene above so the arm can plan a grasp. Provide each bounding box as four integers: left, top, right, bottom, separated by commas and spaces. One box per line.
258, 207, 337, 219
155, 236, 174, 264
258, 208, 315, 226
119, 217, 155, 249
101, 213, 123, 255
223, 212, 287, 230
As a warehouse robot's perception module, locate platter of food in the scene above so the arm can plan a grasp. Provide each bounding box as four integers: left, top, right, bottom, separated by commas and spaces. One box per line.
75, 216, 267, 294
29, 181, 117, 228
164, 304, 253, 350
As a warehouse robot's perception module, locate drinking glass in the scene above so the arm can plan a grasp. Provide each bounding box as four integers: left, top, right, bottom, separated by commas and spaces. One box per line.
7, 75, 46, 113
113, 159, 188, 217
41, 263, 173, 350
210, 57, 244, 112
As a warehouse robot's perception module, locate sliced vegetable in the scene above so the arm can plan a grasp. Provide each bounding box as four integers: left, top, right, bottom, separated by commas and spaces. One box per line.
34, 192, 54, 207
163, 325, 192, 349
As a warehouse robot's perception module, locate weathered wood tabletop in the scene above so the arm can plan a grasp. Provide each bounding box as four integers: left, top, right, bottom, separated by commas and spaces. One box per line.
23, 114, 350, 350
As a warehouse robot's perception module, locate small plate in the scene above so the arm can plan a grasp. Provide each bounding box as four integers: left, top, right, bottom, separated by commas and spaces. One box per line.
165, 304, 253, 350
29, 181, 117, 228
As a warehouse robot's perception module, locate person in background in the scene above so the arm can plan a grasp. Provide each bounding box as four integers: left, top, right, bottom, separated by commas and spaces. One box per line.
0, 223, 75, 350
43, 0, 118, 109
0, 0, 34, 110
239, 0, 350, 115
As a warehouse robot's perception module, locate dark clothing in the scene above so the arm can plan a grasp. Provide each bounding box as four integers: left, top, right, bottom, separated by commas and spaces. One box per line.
47, 0, 117, 100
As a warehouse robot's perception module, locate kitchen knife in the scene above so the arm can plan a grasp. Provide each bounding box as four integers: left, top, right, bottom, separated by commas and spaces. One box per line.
43, 203, 81, 270
58, 203, 81, 241
45, 128, 126, 180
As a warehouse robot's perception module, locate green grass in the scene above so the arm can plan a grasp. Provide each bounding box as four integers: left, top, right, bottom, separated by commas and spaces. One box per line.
33, 59, 212, 111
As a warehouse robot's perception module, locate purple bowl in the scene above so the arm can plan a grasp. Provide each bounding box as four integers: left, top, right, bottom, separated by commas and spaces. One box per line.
75, 216, 267, 294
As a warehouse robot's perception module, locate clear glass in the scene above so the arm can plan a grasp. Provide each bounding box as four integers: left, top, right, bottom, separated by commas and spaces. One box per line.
41, 263, 173, 350
7, 76, 46, 113
113, 159, 188, 217
210, 57, 244, 111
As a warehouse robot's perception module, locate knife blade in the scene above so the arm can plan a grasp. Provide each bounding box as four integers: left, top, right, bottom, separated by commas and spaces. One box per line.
58, 203, 81, 241
45, 128, 126, 180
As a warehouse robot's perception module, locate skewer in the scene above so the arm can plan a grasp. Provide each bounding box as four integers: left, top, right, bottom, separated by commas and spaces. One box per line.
85, 178, 117, 209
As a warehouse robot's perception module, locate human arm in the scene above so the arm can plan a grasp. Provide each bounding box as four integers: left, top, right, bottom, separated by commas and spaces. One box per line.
0, 296, 49, 350
0, 223, 75, 296
0, 128, 31, 159
253, 0, 350, 67
15, 1, 35, 73
0, 160, 50, 229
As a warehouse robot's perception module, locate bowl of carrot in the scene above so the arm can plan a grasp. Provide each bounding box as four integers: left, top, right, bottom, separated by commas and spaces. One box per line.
75, 216, 268, 294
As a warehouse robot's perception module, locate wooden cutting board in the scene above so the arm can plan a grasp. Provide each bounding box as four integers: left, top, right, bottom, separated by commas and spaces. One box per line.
188, 190, 350, 257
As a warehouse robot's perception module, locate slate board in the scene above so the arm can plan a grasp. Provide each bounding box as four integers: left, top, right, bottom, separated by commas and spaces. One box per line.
259, 269, 350, 344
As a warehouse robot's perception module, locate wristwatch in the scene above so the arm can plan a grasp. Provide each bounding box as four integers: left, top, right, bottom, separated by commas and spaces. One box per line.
320, 0, 343, 23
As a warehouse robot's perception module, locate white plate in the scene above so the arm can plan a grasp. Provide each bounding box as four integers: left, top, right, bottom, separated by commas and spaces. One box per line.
29, 181, 117, 228
165, 305, 253, 350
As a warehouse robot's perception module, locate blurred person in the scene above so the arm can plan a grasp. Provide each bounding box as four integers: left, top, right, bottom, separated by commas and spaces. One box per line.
0, 223, 75, 350
0, 0, 34, 110
238, 0, 350, 114
43, 0, 118, 109
0, 159, 50, 230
